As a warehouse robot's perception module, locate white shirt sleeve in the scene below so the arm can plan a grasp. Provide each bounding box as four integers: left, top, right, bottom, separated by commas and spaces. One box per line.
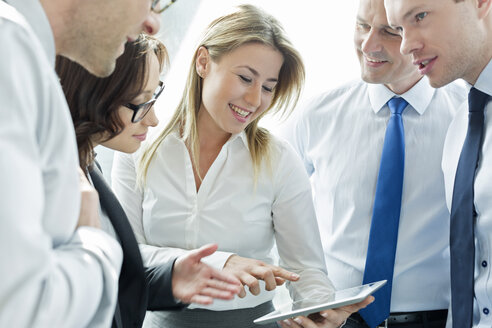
0, 11, 122, 328
278, 100, 315, 176
271, 139, 335, 301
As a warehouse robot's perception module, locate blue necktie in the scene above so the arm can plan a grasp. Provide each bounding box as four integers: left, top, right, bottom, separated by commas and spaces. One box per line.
450, 87, 489, 328
360, 97, 408, 328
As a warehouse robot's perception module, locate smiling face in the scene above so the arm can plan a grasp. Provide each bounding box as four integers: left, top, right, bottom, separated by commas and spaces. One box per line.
384, 0, 489, 86
355, 0, 421, 93
196, 42, 284, 137
99, 53, 160, 153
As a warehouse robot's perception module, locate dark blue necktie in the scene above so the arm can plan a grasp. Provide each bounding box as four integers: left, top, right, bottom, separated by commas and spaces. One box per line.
360, 97, 408, 328
450, 87, 490, 328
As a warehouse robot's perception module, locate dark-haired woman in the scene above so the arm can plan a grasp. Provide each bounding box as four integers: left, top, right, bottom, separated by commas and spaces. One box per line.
56, 34, 241, 328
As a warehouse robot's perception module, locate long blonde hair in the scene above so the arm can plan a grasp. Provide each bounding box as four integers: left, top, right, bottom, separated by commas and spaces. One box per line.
138, 4, 305, 186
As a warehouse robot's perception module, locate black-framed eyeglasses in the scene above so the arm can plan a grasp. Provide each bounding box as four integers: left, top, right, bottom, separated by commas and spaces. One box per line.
124, 81, 165, 123
151, 0, 177, 14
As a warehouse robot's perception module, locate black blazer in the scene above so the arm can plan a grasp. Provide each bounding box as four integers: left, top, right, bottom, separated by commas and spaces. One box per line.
90, 164, 182, 328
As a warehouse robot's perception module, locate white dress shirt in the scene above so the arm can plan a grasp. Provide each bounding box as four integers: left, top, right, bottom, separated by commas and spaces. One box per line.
284, 77, 466, 312
442, 59, 492, 328
112, 130, 334, 311
0, 2, 122, 327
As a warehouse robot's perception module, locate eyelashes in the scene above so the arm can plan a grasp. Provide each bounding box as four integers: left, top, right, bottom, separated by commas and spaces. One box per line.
238, 75, 274, 93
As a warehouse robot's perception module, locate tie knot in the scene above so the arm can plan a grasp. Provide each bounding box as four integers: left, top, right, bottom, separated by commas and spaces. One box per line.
387, 97, 408, 115
468, 87, 490, 113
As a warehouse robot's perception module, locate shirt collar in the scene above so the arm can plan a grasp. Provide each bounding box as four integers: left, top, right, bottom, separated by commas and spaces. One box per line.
171, 128, 250, 151
9, 0, 55, 66
227, 131, 250, 151
368, 76, 435, 115
471, 58, 492, 97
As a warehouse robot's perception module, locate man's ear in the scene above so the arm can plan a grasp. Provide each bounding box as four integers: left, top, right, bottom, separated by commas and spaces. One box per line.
196, 46, 210, 78
477, 0, 492, 20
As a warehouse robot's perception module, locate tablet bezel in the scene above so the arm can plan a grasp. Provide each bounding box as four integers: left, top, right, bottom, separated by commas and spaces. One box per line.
253, 280, 386, 325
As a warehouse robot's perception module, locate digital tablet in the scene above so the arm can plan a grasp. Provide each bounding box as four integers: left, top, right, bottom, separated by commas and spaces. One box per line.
253, 280, 386, 325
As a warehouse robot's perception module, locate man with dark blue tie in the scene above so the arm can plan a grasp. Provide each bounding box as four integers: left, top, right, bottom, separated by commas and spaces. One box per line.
385, 0, 492, 327
281, 0, 465, 327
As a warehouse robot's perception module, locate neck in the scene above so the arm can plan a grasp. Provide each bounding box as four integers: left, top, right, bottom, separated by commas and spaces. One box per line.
464, 12, 492, 84
196, 108, 231, 152
464, 48, 492, 86
386, 74, 422, 95
39, 0, 71, 55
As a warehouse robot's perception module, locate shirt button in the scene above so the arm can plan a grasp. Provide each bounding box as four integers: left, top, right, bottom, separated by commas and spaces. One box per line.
483, 261, 488, 268
483, 308, 490, 315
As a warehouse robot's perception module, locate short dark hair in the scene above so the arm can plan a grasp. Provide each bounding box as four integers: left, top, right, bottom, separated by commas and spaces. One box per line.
56, 35, 168, 169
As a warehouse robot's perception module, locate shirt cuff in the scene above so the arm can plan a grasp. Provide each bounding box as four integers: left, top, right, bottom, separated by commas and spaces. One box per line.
199, 250, 235, 270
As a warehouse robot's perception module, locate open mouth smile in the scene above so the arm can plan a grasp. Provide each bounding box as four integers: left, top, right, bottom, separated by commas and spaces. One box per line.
229, 104, 252, 119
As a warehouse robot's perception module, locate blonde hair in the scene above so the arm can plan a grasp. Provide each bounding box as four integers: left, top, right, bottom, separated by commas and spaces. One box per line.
138, 4, 305, 186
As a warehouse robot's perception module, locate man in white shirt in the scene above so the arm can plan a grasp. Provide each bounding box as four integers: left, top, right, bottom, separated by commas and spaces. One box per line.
284, 0, 465, 327
385, 0, 492, 327
0, 0, 159, 326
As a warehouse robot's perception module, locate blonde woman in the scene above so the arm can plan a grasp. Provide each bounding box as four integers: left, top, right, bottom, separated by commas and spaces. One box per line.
112, 5, 372, 328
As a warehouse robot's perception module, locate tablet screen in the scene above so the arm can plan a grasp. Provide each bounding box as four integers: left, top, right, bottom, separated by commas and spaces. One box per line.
253, 280, 386, 325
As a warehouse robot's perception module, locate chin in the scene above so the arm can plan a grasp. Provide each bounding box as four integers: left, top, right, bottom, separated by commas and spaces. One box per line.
85, 56, 117, 78
117, 144, 140, 154
361, 74, 384, 85
427, 74, 451, 89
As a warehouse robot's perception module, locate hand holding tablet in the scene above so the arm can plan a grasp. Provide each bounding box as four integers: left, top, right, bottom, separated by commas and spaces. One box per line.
254, 280, 386, 325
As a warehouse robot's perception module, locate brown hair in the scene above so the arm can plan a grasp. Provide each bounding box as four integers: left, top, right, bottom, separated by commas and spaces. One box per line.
56, 34, 168, 169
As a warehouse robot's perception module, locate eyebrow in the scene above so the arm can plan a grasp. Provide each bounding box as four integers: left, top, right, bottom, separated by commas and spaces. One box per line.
237, 65, 278, 82
356, 16, 394, 30
402, 6, 421, 21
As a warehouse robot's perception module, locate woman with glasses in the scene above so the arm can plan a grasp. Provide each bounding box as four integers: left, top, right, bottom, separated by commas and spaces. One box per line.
56, 34, 242, 328
112, 5, 373, 328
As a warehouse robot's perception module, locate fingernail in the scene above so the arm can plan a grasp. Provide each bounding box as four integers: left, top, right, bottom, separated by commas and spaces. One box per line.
294, 317, 302, 324
291, 273, 300, 279
282, 319, 291, 326
320, 312, 328, 318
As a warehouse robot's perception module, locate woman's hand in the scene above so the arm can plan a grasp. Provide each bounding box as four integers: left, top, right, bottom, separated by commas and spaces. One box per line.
172, 244, 242, 305
278, 296, 374, 328
223, 255, 300, 298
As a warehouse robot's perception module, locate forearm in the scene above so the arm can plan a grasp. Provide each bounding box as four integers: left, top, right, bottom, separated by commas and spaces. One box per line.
0, 226, 122, 327
145, 259, 186, 310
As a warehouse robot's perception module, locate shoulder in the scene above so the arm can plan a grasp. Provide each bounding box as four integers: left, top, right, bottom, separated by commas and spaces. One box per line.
298, 80, 366, 119
267, 134, 312, 190
269, 134, 304, 165
0, 2, 27, 27
0, 3, 36, 47
0, 2, 49, 75
0, 4, 55, 124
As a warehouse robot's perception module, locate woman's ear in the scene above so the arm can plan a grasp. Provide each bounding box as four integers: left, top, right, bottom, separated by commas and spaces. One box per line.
196, 46, 210, 78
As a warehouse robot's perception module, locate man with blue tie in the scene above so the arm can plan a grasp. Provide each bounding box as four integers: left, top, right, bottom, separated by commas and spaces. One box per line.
282, 0, 465, 327
385, 0, 492, 327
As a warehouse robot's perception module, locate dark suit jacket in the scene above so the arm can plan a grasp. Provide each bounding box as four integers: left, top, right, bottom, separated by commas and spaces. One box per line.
90, 163, 182, 328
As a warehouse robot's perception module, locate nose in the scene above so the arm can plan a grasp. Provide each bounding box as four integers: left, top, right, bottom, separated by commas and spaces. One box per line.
400, 30, 422, 56
142, 106, 159, 127
244, 84, 262, 109
142, 11, 161, 35
361, 29, 383, 55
